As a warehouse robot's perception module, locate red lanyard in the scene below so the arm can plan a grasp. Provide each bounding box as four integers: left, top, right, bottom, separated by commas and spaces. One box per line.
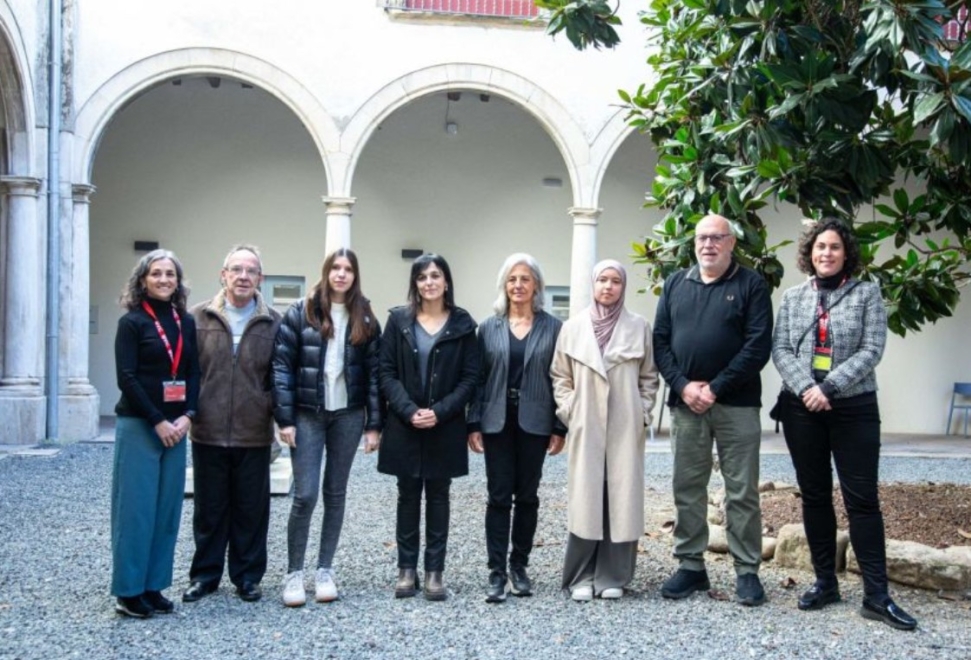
812, 276, 847, 346
141, 301, 183, 379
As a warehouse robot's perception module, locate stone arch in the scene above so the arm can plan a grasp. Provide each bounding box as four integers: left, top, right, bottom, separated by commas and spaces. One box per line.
336, 63, 593, 205
0, 7, 37, 175
72, 48, 340, 185
588, 108, 642, 210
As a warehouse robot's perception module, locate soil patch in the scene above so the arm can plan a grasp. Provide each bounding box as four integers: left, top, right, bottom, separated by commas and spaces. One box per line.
760, 483, 971, 549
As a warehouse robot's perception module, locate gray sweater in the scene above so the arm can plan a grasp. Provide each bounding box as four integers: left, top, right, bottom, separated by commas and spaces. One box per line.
772, 279, 886, 399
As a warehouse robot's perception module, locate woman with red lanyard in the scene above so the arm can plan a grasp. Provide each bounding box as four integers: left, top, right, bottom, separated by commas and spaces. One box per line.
112, 249, 200, 618
772, 219, 916, 631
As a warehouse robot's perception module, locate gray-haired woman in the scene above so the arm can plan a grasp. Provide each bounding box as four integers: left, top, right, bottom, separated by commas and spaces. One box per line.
468, 253, 566, 603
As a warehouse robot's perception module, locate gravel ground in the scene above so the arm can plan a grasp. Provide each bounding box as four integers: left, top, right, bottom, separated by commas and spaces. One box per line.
2, 444, 970, 660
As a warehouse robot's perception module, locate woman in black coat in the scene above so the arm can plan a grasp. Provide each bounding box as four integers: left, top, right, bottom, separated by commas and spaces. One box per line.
378, 254, 479, 601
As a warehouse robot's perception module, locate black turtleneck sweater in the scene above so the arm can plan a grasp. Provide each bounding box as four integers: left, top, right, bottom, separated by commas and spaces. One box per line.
114, 297, 200, 425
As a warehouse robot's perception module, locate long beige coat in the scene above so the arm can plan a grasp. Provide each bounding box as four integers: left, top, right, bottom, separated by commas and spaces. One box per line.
551, 308, 659, 542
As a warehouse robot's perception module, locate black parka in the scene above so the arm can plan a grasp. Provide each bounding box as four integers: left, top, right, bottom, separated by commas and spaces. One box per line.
271, 298, 382, 431
377, 305, 478, 479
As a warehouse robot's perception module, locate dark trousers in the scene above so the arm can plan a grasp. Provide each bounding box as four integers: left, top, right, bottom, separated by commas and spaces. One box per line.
396, 475, 451, 571
483, 409, 549, 573
189, 443, 271, 588
781, 392, 889, 597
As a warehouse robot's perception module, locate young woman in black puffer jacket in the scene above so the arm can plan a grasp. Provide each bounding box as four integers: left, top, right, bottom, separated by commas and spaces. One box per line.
272, 248, 381, 606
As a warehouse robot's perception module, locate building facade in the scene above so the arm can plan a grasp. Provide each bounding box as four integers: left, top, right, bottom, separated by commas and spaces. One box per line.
0, 1, 968, 443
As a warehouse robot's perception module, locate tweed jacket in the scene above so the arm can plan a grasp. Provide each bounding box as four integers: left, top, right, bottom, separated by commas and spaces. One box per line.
467, 311, 566, 437
190, 290, 282, 448
772, 278, 886, 399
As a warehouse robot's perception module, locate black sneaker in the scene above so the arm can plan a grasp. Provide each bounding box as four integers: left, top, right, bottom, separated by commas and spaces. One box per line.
115, 595, 153, 619
485, 571, 507, 603
736, 573, 766, 607
661, 568, 710, 599
142, 590, 174, 614
508, 565, 533, 597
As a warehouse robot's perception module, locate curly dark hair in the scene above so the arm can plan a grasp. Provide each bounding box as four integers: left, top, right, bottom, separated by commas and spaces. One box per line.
795, 218, 861, 277
119, 249, 190, 311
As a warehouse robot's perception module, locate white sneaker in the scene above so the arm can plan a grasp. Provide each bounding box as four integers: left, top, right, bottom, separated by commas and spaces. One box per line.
600, 587, 623, 599
570, 585, 593, 602
282, 570, 306, 607
315, 568, 339, 602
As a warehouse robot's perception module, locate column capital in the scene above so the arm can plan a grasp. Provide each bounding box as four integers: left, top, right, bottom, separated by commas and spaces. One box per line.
321, 196, 357, 215
71, 183, 97, 203
568, 206, 602, 226
0, 176, 42, 196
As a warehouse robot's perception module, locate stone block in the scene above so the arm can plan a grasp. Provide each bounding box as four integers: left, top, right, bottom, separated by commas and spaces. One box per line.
848, 541, 971, 591
707, 504, 724, 526
708, 524, 728, 553
774, 524, 850, 572
762, 536, 777, 560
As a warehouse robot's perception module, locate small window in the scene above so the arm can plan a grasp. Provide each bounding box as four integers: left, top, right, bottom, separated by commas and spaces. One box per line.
263, 276, 305, 314
545, 286, 570, 321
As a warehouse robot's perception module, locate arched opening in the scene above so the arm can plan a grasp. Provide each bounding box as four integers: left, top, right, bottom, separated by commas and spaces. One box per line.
88, 75, 328, 413
351, 89, 575, 323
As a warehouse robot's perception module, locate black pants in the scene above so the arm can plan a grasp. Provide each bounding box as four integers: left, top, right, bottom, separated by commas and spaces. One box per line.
189, 443, 271, 588
780, 392, 888, 597
396, 475, 451, 571
483, 408, 549, 574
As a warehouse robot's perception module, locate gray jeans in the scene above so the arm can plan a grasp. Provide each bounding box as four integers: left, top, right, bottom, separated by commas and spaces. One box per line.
287, 407, 365, 572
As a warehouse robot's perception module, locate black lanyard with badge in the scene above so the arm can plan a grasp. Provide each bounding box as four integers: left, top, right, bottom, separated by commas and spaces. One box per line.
141, 301, 186, 403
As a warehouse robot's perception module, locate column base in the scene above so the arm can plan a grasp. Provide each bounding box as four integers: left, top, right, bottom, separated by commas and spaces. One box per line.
0, 387, 46, 445
58, 387, 101, 442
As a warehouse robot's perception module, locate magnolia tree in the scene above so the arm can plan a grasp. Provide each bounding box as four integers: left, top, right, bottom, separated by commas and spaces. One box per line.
536, 0, 971, 335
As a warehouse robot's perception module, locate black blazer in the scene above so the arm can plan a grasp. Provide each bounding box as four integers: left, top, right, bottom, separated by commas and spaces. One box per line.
271, 299, 382, 431
377, 305, 479, 479
467, 311, 566, 437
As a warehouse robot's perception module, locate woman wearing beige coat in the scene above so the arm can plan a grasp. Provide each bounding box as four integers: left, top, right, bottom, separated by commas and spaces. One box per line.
551, 259, 659, 601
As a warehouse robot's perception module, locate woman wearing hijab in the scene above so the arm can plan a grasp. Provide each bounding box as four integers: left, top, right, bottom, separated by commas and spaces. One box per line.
550, 260, 659, 601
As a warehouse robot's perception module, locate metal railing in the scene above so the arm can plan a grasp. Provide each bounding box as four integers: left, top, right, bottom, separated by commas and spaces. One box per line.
378, 0, 541, 20
943, 7, 968, 43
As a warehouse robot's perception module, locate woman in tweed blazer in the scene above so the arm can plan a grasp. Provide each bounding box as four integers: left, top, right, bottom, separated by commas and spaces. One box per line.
772, 219, 916, 631
468, 253, 566, 603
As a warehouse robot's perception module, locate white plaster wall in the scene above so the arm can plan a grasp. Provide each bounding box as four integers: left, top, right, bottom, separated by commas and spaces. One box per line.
73, 1, 648, 140
89, 79, 327, 412
77, 2, 971, 433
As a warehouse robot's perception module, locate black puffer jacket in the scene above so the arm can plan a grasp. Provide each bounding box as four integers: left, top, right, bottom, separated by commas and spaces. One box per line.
272, 299, 382, 431
377, 305, 478, 480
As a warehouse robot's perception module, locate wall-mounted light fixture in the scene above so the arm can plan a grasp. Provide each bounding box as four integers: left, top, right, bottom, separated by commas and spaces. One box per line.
542, 177, 563, 188
133, 241, 160, 252
401, 249, 424, 260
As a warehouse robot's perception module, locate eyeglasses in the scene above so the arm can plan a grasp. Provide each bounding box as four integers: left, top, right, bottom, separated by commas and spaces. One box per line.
227, 266, 261, 277
695, 233, 732, 245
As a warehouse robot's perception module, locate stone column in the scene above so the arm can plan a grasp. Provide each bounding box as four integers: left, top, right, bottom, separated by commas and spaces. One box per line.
0, 175, 45, 444
322, 196, 355, 255
57, 183, 99, 441
568, 206, 601, 316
